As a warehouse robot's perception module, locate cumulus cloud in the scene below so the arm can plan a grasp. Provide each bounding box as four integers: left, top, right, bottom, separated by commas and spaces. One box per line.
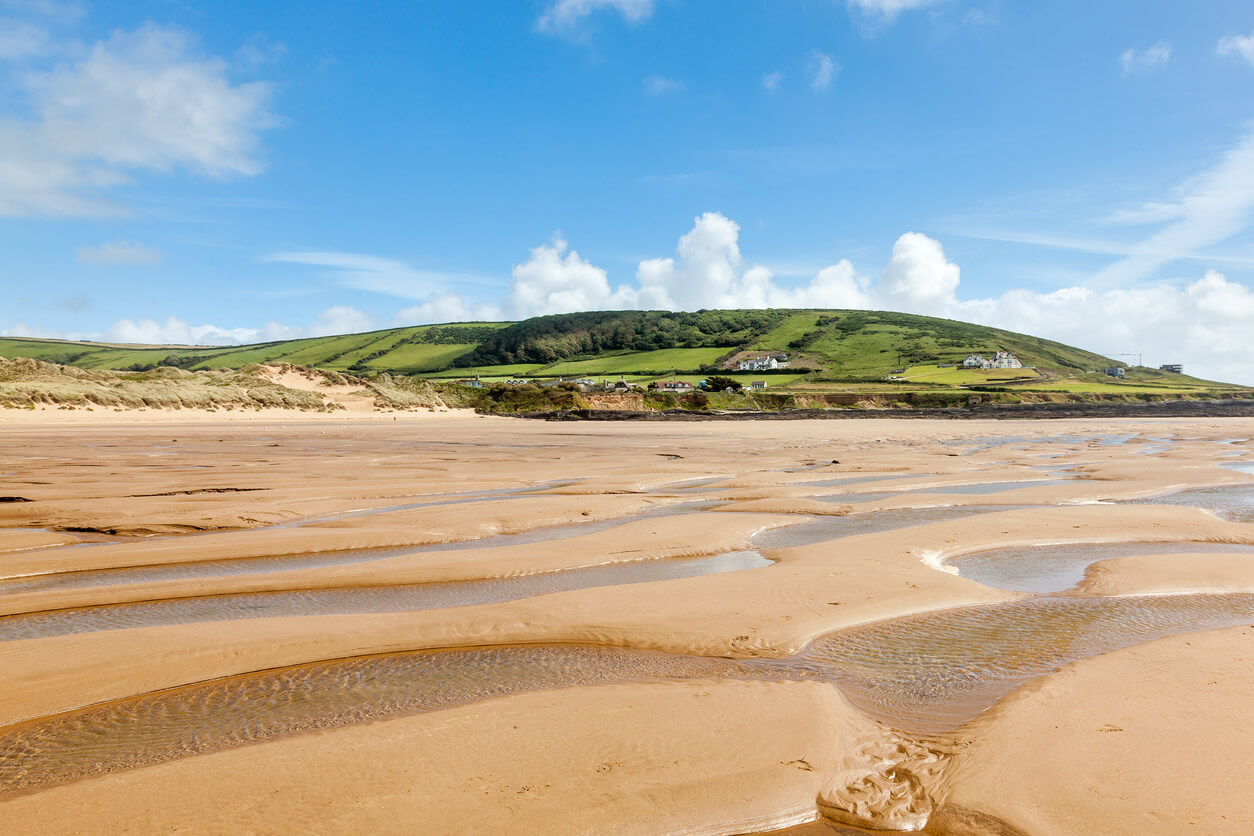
507, 234, 634, 317
0, 23, 278, 217
879, 231, 960, 313
808, 51, 838, 91
762, 71, 783, 92
76, 240, 163, 265
954, 270, 1254, 385
1121, 41, 1171, 74
537, 0, 654, 36
1217, 32, 1254, 67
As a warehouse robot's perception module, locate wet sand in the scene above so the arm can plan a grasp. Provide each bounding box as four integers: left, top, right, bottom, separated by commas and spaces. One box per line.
1, 411, 1252, 833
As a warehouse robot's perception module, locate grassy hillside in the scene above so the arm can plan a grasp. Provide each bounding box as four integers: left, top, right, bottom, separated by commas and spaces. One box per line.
1, 309, 1247, 396
0, 323, 506, 374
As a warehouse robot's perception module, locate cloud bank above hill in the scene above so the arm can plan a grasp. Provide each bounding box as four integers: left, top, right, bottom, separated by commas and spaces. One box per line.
10, 211, 1254, 384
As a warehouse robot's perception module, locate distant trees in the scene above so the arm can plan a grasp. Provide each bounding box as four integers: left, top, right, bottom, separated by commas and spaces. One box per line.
453, 310, 788, 367
704, 375, 742, 392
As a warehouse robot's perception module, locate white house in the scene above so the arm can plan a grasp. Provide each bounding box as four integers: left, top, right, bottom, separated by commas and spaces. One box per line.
991, 351, 1022, 369
738, 356, 778, 372
962, 354, 988, 369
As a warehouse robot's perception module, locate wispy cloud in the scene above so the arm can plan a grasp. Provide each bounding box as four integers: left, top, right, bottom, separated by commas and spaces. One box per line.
1093, 129, 1254, 284
762, 71, 783, 92
1121, 41, 1171, 75
808, 51, 838, 91
76, 240, 163, 265
0, 17, 51, 59
846, 0, 941, 23
264, 251, 500, 300
1217, 31, 1254, 68
643, 75, 683, 95
536, 0, 654, 37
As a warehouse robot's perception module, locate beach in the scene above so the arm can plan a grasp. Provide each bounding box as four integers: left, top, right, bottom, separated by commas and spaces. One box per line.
1, 410, 1252, 834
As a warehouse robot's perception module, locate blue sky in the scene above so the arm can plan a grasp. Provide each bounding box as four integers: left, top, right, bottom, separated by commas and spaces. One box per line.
4, 0, 1254, 382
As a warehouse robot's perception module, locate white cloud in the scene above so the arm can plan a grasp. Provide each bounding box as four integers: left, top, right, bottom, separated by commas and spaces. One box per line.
1217, 32, 1254, 67
394, 293, 502, 326
954, 270, 1254, 385
878, 231, 960, 313
1121, 41, 1171, 74
0, 23, 278, 217
105, 315, 270, 346
22, 305, 378, 347
537, 0, 654, 36
76, 240, 163, 265
808, 52, 838, 91
762, 71, 783, 92
643, 75, 683, 94
846, 0, 940, 21
507, 234, 634, 317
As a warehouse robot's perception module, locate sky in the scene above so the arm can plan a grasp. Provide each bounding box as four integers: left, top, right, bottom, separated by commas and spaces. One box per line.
4, 1, 1254, 383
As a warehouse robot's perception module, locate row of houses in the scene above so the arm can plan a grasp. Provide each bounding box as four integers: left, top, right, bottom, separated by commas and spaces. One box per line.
459, 375, 769, 392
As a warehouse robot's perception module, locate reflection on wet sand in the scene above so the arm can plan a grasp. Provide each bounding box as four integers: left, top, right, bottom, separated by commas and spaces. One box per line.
3, 592, 1250, 796
948, 541, 1254, 593
0, 551, 771, 643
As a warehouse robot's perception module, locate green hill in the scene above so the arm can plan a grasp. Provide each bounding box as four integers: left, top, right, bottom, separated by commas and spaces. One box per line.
0, 309, 1246, 395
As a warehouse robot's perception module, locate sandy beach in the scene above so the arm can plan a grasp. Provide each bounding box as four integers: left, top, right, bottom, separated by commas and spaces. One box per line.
1, 410, 1252, 833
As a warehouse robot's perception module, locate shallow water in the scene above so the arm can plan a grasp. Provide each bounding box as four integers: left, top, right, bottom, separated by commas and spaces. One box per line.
912, 479, 1069, 495
1120, 482, 1254, 524
4, 592, 1250, 796
0, 551, 771, 643
0, 501, 712, 595
948, 541, 1254, 593
802, 593, 1254, 732
751, 506, 1018, 550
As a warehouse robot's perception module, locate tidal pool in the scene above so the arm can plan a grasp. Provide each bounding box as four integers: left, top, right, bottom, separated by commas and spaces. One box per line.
0, 501, 713, 595
751, 506, 1018, 549
1120, 482, 1254, 523
947, 541, 1254, 593
0, 551, 771, 643
3, 592, 1250, 796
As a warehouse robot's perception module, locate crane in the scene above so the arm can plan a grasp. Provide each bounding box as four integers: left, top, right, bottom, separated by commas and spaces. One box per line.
1107, 352, 1142, 368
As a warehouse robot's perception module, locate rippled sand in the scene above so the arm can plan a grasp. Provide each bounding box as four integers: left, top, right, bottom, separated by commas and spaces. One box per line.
1, 413, 1252, 834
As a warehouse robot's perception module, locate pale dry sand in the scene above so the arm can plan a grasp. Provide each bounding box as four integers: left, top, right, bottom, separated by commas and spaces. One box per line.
0, 411, 1252, 833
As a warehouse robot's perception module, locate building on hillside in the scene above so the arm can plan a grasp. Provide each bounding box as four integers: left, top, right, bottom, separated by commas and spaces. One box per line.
749, 380, 768, 390
1160, 364, 1184, 374
603, 375, 638, 392
991, 351, 1023, 369
962, 354, 990, 369
770, 353, 790, 367
502, 379, 529, 385
738, 355, 779, 372
1104, 367, 1127, 379
655, 380, 694, 391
